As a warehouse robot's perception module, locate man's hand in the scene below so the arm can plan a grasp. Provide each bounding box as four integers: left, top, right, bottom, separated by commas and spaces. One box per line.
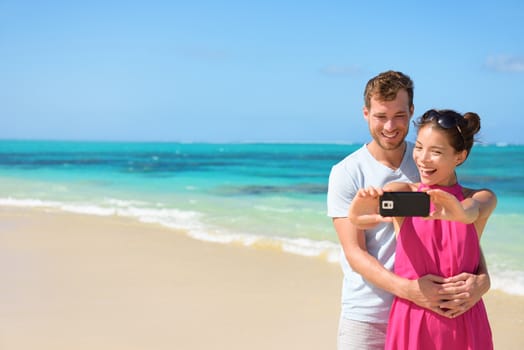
407, 272, 490, 318
437, 272, 490, 318
406, 274, 451, 317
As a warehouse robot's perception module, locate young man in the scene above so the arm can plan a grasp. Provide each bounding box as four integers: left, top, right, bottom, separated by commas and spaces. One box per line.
327, 70, 490, 349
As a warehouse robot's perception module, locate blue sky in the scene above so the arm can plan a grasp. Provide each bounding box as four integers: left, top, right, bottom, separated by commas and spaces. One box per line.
1, 0, 523, 144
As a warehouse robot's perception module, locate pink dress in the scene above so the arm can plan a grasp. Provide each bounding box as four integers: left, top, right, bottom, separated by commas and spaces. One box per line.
385, 183, 493, 350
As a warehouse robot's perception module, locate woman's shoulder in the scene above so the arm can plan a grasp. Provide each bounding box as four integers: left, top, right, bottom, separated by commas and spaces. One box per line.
462, 186, 498, 220
462, 186, 497, 199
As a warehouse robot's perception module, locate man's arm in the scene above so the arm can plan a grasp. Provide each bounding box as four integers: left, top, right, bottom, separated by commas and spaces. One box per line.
344, 186, 492, 317
333, 217, 490, 317
333, 217, 451, 316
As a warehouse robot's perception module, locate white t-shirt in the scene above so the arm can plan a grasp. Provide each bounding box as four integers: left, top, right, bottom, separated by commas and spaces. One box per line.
327, 142, 419, 323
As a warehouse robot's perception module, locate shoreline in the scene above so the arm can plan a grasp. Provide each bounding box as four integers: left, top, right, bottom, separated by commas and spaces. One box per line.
1, 207, 523, 349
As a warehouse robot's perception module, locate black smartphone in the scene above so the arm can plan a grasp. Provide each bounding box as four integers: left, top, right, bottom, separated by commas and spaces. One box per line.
379, 192, 430, 217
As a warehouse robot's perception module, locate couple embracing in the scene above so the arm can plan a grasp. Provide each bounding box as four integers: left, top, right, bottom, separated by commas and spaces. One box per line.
328, 70, 496, 349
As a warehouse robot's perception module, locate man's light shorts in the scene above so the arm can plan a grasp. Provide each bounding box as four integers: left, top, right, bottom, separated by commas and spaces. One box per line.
337, 316, 388, 350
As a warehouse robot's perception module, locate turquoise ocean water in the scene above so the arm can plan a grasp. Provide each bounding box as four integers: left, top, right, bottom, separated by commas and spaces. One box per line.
0, 140, 522, 295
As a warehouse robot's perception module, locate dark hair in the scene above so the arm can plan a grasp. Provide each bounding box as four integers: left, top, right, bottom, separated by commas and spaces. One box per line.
415, 109, 481, 160
364, 70, 414, 109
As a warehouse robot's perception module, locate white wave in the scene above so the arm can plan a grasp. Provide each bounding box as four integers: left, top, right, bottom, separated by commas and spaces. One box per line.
253, 205, 295, 214
0, 196, 203, 233
8, 195, 522, 286
490, 267, 524, 296
186, 228, 340, 263
118, 206, 203, 232
103, 197, 148, 207
0, 197, 62, 208
280, 237, 340, 262
0, 197, 119, 217
187, 230, 260, 246
60, 204, 116, 216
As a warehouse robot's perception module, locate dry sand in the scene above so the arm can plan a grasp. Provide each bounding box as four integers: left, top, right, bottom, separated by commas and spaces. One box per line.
1, 207, 522, 349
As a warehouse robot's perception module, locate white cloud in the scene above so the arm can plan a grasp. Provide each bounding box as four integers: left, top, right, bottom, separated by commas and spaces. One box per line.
485, 55, 524, 73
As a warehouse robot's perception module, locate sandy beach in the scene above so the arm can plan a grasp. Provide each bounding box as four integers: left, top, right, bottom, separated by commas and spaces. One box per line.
1, 207, 523, 349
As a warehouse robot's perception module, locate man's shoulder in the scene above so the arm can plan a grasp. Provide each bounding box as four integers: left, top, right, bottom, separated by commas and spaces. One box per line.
331, 144, 369, 171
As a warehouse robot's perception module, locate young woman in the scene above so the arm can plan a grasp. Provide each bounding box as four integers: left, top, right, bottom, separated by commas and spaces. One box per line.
348, 109, 497, 349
